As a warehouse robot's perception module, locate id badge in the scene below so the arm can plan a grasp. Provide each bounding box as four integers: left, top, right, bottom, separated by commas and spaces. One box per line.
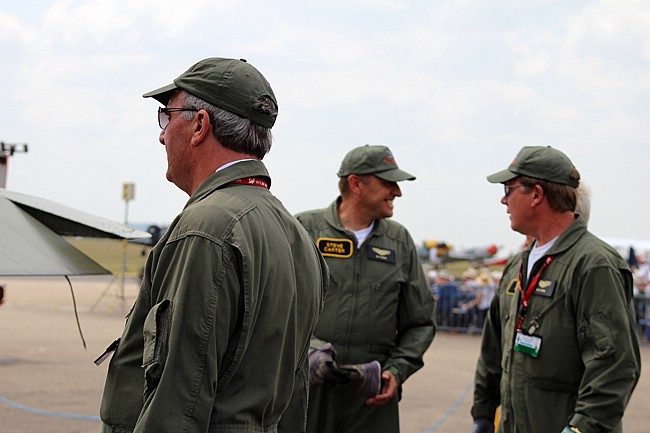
513, 331, 542, 358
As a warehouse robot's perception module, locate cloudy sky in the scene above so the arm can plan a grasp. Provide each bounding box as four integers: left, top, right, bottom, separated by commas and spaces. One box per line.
1, 0, 649, 256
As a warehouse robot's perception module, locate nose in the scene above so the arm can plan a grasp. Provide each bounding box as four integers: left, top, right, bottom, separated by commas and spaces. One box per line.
159, 129, 165, 145
500, 195, 508, 205
392, 182, 402, 197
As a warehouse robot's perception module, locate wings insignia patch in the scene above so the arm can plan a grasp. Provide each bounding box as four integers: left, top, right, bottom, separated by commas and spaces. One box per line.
367, 245, 396, 264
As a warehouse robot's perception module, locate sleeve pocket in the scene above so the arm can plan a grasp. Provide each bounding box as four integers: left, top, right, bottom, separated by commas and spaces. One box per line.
578, 311, 616, 360
143, 299, 172, 395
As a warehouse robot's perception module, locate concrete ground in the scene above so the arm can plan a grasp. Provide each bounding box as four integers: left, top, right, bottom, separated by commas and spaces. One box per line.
0, 276, 647, 433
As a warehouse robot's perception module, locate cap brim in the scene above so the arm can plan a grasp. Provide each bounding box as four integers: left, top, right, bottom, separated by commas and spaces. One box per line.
486, 169, 518, 184
375, 169, 416, 182
143, 82, 178, 105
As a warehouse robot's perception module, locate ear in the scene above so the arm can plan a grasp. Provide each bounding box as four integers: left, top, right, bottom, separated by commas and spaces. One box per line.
189, 109, 212, 146
348, 174, 364, 194
531, 184, 545, 208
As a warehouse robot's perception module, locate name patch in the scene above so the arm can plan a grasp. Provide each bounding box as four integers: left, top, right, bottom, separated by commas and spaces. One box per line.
317, 238, 353, 258
505, 278, 519, 296
534, 279, 556, 297
367, 245, 396, 264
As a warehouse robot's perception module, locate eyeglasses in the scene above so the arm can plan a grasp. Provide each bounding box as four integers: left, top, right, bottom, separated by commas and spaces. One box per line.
157, 107, 199, 129
503, 183, 526, 197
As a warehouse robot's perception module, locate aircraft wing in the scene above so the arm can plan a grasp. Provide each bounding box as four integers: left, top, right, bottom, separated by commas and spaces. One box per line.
0, 189, 151, 276
0, 189, 150, 239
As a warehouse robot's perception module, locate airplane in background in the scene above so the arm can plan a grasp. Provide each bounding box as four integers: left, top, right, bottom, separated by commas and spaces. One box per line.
131, 223, 168, 247
420, 240, 505, 266
0, 188, 150, 276
418, 236, 650, 270
600, 236, 650, 269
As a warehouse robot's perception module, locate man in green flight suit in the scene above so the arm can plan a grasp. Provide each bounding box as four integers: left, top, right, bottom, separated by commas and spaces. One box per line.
471, 146, 641, 433
98, 57, 328, 433
294, 144, 436, 433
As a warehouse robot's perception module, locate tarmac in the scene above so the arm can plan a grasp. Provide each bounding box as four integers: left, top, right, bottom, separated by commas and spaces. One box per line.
0, 275, 648, 433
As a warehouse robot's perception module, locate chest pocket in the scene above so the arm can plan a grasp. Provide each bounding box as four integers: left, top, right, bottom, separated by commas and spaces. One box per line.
525, 288, 567, 335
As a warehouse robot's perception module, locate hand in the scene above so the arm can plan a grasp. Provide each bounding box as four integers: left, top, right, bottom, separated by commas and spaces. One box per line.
471, 418, 494, 433
308, 343, 338, 385
338, 360, 381, 398
325, 363, 355, 384
366, 370, 398, 406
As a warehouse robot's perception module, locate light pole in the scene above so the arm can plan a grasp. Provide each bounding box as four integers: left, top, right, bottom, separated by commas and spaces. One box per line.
119, 182, 135, 310
0, 141, 28, 188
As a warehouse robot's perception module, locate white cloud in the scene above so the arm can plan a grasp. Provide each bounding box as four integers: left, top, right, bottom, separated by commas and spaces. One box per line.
349, 0, 405, 12
2, 0, 650, 252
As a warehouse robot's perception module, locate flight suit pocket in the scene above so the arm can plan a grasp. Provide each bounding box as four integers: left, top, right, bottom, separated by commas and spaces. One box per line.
578, 311, 615, 359
142, 299, 172, 396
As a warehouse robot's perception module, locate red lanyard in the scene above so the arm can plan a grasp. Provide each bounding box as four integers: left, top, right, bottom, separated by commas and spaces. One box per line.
515, 255, 554, 331
229, 177, 269, 189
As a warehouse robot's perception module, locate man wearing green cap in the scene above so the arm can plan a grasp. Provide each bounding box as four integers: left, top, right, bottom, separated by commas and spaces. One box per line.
471, 146, 640, 433
98, 57, 328, 433
289, 144, 435, 433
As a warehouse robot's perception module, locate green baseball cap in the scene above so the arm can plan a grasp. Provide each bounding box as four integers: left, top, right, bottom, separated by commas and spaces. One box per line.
337, 145, 416, 182
487, 145, 580, 187
143, 57, 277, 128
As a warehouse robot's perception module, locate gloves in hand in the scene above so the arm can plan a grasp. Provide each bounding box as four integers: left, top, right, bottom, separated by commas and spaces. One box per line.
308, 343, 382, 398
338, 360, 382, 398
471, 418, 494, 433
308, 343, 347, 385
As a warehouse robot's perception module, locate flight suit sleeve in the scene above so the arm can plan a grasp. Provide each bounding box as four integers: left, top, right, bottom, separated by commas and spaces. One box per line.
384, 244, 435, 385
568, 266, 641, 432
471, 292, 502, 421
134, 235, 238, 433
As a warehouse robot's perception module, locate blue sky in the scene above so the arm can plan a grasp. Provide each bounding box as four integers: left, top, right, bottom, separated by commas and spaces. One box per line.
1, 0, 649, 255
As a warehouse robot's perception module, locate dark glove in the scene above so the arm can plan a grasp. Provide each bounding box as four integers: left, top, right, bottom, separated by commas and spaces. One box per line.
338, 360, 382, 398
308, 343, 349, 385
471, 418, 494, 433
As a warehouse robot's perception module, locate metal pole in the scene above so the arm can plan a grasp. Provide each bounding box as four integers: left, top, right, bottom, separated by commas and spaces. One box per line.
0, 142, 29, 189
0, 154, 7, 189
118, 202, 129, 311
119, 183, 135, 312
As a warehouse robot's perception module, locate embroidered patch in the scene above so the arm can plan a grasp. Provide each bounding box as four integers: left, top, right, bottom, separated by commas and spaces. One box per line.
505, 278, 519, 296
317, 238, 353, 258
534, 279, 556, 297
367, 245, 396, 264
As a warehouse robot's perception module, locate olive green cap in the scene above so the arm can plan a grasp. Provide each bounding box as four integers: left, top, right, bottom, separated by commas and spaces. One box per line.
337, 145, 416, 182
143, 57, 277, 128
487, 145, 580, 187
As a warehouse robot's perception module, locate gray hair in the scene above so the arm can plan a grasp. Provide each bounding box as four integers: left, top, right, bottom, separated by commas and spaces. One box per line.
575, 181, 591, 224
180, 91, 275, 159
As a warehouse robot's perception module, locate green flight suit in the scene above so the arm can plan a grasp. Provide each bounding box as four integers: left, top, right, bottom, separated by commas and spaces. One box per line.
99, 160, 328, 433
295, 198, 435, 433
472, 217, 641, 433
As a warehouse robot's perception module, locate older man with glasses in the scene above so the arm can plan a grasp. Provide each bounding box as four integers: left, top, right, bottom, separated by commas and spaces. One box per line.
98, 57, 328, 433
470, 146, 640, 433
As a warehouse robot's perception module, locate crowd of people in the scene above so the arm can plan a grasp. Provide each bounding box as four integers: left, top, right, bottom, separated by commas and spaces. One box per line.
631, 253, 650, 338
425, 246, 650, 339
427, 267, 500, 332
425, 249, 650, 337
